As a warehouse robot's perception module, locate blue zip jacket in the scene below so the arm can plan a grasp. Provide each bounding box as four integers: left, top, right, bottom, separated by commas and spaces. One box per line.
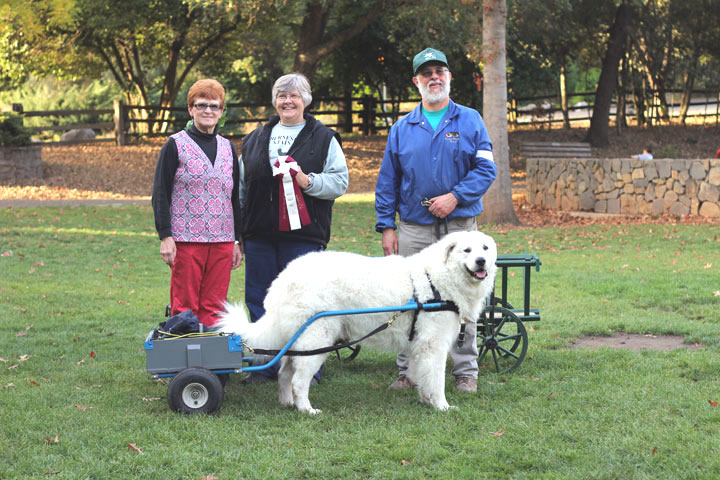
375, 99, 496, 231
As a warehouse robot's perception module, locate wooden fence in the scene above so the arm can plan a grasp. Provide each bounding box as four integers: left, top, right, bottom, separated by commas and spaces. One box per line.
6, 88, 720, 146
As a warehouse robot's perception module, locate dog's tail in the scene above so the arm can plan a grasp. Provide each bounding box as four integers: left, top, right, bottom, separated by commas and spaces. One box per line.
217, 302, 283, 352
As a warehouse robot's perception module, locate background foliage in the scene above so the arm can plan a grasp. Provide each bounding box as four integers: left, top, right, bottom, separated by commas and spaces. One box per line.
3, 0, 719, 120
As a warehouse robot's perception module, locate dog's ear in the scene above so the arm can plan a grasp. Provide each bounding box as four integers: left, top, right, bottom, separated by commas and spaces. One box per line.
443, 241, 457, 263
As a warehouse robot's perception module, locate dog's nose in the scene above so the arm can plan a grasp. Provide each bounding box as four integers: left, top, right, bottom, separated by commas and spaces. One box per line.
475, 257, 486, 267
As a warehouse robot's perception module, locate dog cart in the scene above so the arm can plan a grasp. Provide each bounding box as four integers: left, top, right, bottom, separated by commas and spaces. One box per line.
144, 253, 541, 414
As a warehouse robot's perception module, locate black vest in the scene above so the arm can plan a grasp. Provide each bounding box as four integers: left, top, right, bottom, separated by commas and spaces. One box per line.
240, 114, 340, 247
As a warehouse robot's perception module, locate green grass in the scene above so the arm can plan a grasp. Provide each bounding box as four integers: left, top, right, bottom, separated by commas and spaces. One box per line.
1, 202, 719, 479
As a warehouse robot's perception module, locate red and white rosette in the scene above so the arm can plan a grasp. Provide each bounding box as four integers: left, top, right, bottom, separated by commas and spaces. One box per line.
272, 155, 311, 231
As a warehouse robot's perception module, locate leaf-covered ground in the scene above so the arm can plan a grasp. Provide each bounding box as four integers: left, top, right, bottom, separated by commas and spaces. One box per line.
1, 125, 718, 227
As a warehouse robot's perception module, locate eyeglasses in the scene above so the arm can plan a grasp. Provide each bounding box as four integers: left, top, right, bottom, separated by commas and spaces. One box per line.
277, 93, 302, 102
417, 67, 449, 78
193, 103, 222, 112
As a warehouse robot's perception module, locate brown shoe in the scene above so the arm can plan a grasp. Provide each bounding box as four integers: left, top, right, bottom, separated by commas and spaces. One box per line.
388, 375, 415, 390
455, 376, 477, 393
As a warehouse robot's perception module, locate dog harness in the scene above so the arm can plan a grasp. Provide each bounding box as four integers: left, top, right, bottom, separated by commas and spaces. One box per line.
409, 274, 460, 344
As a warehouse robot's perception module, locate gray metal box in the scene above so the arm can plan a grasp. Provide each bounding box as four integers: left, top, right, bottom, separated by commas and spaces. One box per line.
144, 332, 245, 375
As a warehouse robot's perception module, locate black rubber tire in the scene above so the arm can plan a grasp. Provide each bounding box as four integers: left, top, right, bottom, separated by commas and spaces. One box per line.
167, 368, 224, 414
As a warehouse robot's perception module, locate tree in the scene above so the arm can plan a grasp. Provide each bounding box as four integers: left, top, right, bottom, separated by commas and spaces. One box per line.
5, 0, 261, 132
671, 0, 720, 124
631, 0, 673, 124
585, 0, 631, 147
478, 0, 519, 225
291, 0, 392, 79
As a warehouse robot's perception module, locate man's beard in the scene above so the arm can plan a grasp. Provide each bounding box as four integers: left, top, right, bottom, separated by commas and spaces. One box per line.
417, 79, 451, 104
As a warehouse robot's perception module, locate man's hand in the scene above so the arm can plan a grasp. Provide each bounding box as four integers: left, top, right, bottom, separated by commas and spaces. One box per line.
231, 242, 243, 269
381, 228, 398, 256
428, 193, 458, 219
294, 164, 310, 189
160, 237, 176, 267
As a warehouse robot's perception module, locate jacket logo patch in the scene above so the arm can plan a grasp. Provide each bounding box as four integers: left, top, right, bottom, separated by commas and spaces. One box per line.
445, 131, 460, 143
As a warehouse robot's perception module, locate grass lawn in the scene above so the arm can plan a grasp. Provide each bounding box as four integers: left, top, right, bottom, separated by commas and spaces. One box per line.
1, 201, 719, 479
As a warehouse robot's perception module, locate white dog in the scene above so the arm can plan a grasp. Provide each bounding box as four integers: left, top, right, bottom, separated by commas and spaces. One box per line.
220, 230, 497, 414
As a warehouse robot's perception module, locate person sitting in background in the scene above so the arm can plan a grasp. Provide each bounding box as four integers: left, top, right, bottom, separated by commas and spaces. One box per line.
633, 146, 653, 160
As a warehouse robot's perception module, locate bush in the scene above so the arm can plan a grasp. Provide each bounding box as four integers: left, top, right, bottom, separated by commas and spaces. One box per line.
0, 112, 32, 147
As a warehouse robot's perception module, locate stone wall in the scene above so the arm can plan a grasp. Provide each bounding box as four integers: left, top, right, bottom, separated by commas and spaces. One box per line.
526, 158, 720, 217
0, 146, 42, 181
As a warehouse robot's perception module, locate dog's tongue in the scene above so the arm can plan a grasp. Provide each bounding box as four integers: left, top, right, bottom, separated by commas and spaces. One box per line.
475, 270, 487, 279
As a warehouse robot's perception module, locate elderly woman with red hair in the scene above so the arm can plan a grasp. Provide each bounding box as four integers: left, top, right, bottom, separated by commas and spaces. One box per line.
152, 78, 243, 327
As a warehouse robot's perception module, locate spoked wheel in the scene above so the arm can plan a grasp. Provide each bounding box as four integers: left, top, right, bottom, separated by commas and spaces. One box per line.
167, 368, 224, 414
477, 306, 528, 374
335, 344, 362, 362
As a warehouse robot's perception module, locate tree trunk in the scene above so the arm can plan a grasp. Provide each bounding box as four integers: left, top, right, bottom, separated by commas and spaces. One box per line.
585, 1, 631, 147
679, 43, 701, 124
559, 63, 570, 129
478, 0, 519, 226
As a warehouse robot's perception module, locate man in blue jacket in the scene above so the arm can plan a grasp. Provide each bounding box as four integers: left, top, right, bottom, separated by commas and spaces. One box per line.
375, 48, 497, 394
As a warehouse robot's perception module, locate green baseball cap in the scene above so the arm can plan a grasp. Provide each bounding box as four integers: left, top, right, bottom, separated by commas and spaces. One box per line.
412, 48, 449, 74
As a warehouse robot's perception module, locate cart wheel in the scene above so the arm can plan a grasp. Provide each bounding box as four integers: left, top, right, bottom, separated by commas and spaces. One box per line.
335, 344, 362, 362
477, 306, 528, 374
490, 296, 514, 310
479, 297, 514, 337
167, 368, 224, 414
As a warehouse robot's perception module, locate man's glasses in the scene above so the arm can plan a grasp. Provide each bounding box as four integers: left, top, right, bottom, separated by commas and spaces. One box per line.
193, 103, 222, 112
417, 67, 449, 78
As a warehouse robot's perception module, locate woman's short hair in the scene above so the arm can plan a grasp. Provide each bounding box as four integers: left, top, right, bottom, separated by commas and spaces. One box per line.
187, 79, 226, 109
272, 73, 312, 108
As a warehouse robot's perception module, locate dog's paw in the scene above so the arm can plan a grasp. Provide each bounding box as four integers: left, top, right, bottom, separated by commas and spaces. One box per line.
435, 403, 456, 411
303, 407, 322, 415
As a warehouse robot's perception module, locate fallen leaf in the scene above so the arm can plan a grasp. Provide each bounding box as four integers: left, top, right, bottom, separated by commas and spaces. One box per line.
19, 354, 31, 361
491, 429, 506, 437
128, 443, 143, 454
8, 364, 19, 370
75, 404, 93, 411
16, 331, 27, 337
76, 359, 85, 365
154, 378, 167, 385
199, 477, 218, 480
142, 397, 161, 402
652, 448, 657, 455
4, 383, 15, 388
0, 357, 7, 362
90, 351, 96, 359
29, 380, 40, 386
714, 291, 720, 297
400, 460, 413, 466
601, 298, 608, 303
709, 400, 718, 408
546, 392, 554, 399
705, 263, 712, 269
45, 434, 59, 444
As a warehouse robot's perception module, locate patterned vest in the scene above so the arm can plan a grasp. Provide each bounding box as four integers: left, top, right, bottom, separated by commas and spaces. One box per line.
169, 130, 234, 242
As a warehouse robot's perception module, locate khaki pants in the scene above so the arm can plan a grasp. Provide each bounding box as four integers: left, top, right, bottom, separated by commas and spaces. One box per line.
396, 217, 479, 379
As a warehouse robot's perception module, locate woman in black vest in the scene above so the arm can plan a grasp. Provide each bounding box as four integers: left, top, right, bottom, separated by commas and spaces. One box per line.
239, 73, 349, 383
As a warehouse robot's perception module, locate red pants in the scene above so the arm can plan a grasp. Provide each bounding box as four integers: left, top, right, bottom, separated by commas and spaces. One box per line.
170, 242, 234, 327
